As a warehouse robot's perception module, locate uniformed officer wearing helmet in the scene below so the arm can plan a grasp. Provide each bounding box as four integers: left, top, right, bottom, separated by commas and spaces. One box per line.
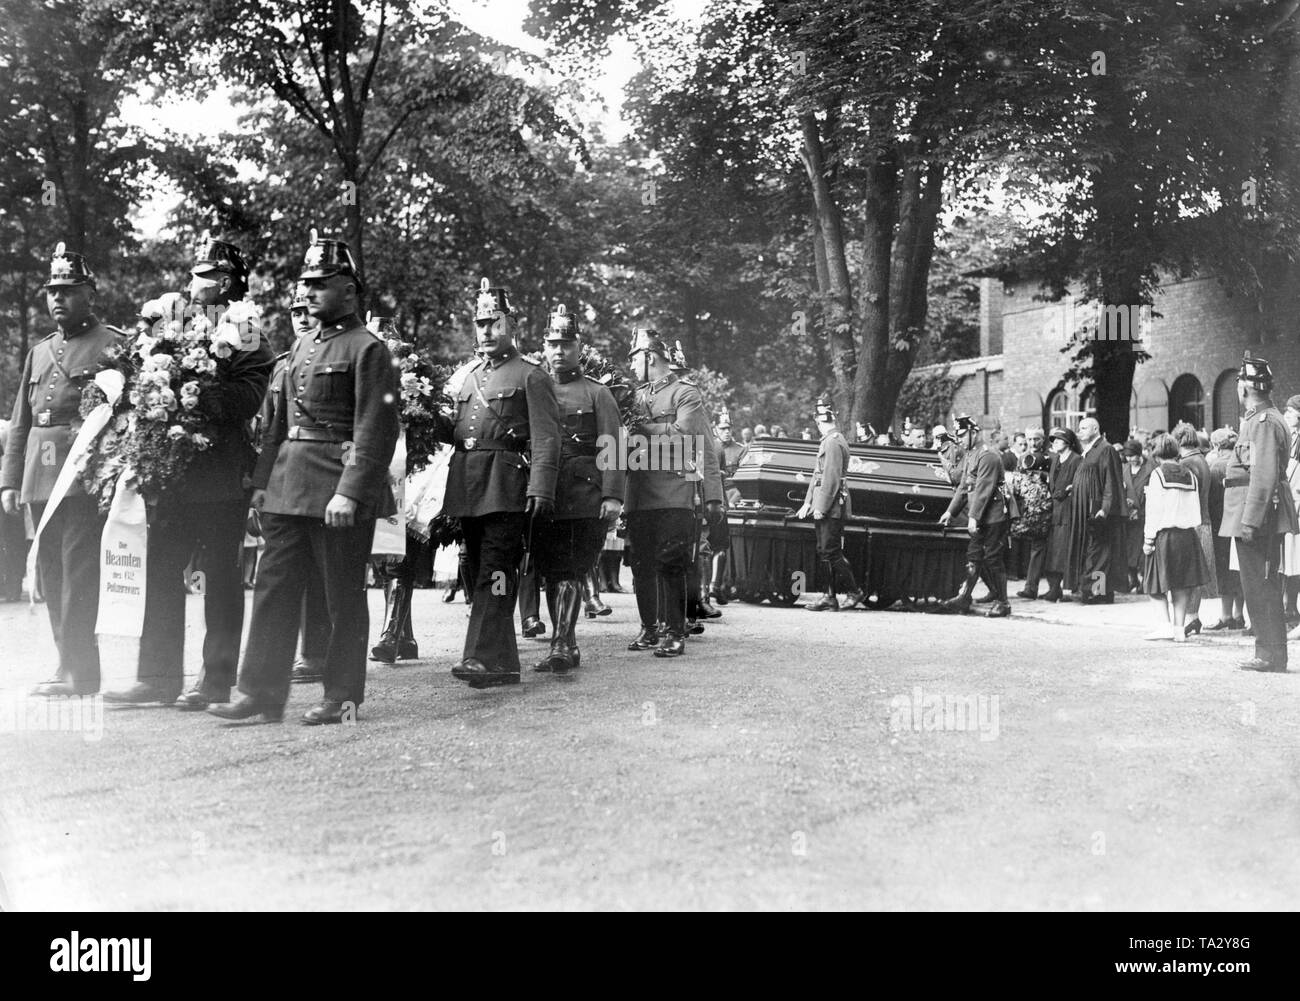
105, 235, 275, 710
711, 407, 745, 604
937, 414, 1011, 617
528, 304, 625, 674
435, 279, 562, 688
623, 327, 723, 657
211, 232, 400, 724
1222, 354, 1300, 671
1, 244, 127, 696
797, 393, 867, 611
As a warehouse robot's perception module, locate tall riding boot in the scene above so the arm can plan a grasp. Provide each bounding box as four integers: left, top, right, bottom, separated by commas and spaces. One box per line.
628, 571, 660, 650
939, 563, 980, 615
394, 579, 418, 658
536, 580, 580, 673
709, 551, 729, 605
985, 563, 1011, 618
602, 551, 626, 593
370, 578, 401, 662
582, 571, 610, 618
561, 578, 583, 669
696, 551, 721, 618
655, 572, 688, 657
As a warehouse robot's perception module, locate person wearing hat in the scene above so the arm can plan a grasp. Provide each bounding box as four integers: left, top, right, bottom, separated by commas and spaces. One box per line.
1220, 354, 1299, 671
709, 407, 745, 605
526, 304, 624, 674
1, 244, 127, 696
105, 236, 276, 709
430, 278, 562, 689
936, 414, 1011, 616
211, 233, 400, 723
1119, 436, 1156, 594
623, 327, 723, 657
796, 393, 867, 611
933, 424, 965, 486
1041, 426, 1082, 601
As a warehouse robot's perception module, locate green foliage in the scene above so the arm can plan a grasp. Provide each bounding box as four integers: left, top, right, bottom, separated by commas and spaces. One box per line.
895, 369, 959, 433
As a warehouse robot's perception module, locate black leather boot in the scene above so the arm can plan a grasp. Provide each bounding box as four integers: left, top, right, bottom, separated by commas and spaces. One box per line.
709, 551, 729, 605
939, 563, 980, 614
602, 551, 626, 593
394, 579, 418, 658
696, 551, 721, 618
537, 579, 581, 672
582, 572, 610, 617
370, 578, 401, 663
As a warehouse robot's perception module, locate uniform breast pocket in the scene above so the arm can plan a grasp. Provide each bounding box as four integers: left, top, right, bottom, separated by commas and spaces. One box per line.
309, 360, 352, 403
487, 386, 520, 414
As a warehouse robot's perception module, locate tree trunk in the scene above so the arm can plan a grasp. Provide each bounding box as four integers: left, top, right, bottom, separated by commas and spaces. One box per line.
854, 113, 900, 433
799, 111, 855, 430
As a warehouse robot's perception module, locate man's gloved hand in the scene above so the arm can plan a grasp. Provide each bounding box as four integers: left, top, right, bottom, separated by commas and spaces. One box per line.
526, 496, 554, 519
705, 500, 723, 525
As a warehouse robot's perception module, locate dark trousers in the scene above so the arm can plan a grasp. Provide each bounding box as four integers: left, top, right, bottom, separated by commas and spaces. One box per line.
1081, 518, 1117, 598
535, 517, 607, 583
518, 557, 540, 624
30, 496, 104, 692
815, 516, 858, 595
627, 508, 695, 632
0, 509, 25, 599
1237, 533, 1287, 668
238, 512, 375, 707
138, 498, 248, 694
1023, 536, 1046, 592
967, 518, 1009, 599
462, 512, 526, 671
300, 576, 331, 658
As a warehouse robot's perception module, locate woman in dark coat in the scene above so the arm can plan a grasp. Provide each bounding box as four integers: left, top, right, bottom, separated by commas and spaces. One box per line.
1043, 426, 1082, 602
1121, 439, 1155, 591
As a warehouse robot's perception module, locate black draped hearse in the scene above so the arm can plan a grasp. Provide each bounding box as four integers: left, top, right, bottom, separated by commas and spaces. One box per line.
725, 437, 967, 608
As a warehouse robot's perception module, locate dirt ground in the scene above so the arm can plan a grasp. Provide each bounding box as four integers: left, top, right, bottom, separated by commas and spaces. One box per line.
1, 584, 1298, 911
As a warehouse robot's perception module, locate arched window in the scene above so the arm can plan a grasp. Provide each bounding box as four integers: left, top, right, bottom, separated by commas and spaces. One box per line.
1169, 374, 1205, 429
1213, 369, 1241, 430
1045, 384, 1096, 431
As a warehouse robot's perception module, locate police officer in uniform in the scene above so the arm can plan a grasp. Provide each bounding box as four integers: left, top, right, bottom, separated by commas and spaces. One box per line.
709, 407, 744, 605
436, 279, 562, 688
530, 304, 624, 673
1222, 354, 1299, 672
624, 328, 723, 658
105, 237, 275, 708
1, 244, 126, 696
210, 234, 400, 724
798, 393, 867, 611
938, 414, 1011, 617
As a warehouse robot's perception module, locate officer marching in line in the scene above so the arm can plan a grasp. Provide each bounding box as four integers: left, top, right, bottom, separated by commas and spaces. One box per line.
210, 233, 400, 724
798, 393, 867, 611
530, 304, 624, 674
435, 279, 562, 689
104, 236, 275, 709
366, 312, 422, 666
1223, 354, 1299, 672
2, 245, 127, 696
709, 407, 745, 606
624, 328, 723, 658
938, 414, 1011, 617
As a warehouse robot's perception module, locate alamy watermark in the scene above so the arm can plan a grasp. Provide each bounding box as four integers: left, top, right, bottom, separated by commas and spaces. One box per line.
0, 693, 104, 742
888, 686, 1000, 742
1041, 300, 1152, 343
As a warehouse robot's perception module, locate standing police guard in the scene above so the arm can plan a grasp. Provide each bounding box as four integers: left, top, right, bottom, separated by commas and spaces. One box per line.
104, 237, 275, 708
1222, 354, 1299, 672
797, 393, 867, 611
436, 279, 562, 689
624, 328, 723, 658
1, 245, 126, 696
938, 414, 1011, 617
531, 304, 624, 673
708, 407, 745, 605
210, 234, 400, 724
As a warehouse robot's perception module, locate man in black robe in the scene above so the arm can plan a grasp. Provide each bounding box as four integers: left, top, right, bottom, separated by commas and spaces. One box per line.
1069, 417, 1125, 604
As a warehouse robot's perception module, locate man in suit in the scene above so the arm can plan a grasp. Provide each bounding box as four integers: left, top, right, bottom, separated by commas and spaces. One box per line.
1072, 416, 1126, 604
435, 279, 562, 689
104, 237, 275, 708
798, 393, 867, 611
1222, 354, 1299, 672
1, 245, 126, 696
530, 304, 623, 674
938, 414, 1010, 617
210, 234, 400, 724
623, 328, 723, 657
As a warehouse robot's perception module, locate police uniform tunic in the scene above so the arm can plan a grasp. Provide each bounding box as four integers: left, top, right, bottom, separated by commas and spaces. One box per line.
1, 317, 126, 692
944, 443, 1010, 601
436, 346, 562, 674
1219, 399, 1300, 668
802, 428, 861, 597
235, 313, 400, 709
624, 373, 722, 637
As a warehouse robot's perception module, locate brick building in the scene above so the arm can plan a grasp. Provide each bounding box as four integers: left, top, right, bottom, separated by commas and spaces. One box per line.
910, 267, 1300, 437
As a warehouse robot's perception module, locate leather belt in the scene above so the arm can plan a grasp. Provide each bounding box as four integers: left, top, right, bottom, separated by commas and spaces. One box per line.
456, 438, 526, 453
35, 411, 71, 428
287, 426, 348, 442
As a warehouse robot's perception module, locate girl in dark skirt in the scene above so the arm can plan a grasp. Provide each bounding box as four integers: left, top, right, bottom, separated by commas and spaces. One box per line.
1142, 434, 1210, 642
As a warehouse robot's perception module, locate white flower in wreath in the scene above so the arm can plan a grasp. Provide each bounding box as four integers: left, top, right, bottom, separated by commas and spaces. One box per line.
167, 425, 186, 441
188, 313, 213, 338
218, 300, 263, 351
134, 334, 157, 358
400, 372, 419, 392
146, 407, 168, 422
180, 380, 200, 398
181, 395, 200, 411
209, 326, 243, 360
191, 433, 211, 451
161, 320, 184, 342
159, 388, 177, 410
